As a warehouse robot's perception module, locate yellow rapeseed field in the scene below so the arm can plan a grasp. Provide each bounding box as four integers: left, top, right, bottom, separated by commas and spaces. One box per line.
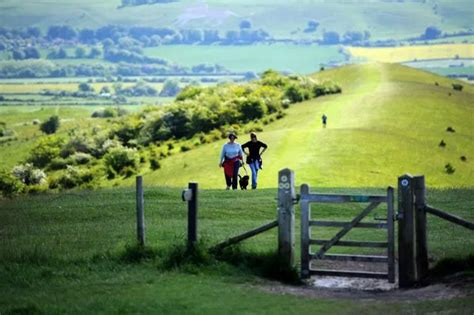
347, 44, 474, 63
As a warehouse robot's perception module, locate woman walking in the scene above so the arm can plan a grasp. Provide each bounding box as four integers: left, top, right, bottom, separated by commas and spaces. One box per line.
219, 132, 244, 190
242, 132, 267, 189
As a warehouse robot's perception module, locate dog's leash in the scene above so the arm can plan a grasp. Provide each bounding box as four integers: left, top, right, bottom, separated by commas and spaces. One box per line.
241, 163, 249, 176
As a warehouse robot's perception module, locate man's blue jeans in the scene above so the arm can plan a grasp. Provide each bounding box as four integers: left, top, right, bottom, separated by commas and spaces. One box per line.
248, 160, 259, 189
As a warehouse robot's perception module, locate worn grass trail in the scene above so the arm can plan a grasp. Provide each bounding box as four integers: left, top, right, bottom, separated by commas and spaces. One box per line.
138, 63, 474, 189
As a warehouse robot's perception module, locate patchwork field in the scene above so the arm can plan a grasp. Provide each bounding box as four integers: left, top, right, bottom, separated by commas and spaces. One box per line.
144, 44, 346, 73
348, 44, 474, 63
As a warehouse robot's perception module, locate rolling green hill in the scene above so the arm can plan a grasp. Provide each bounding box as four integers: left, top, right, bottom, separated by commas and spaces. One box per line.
130, 63, 473, 189
0, 0, 472, 41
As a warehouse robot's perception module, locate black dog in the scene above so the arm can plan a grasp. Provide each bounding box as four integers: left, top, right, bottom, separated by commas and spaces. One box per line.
238, 175, 249, 190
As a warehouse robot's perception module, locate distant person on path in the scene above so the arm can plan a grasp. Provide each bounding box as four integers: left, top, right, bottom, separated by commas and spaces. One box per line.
219, 132, 244, 190
242, 132, 268, 190
322, 114, 327, 128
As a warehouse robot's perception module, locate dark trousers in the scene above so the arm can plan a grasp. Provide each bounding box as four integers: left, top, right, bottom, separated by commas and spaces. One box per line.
225, 161, 240, 189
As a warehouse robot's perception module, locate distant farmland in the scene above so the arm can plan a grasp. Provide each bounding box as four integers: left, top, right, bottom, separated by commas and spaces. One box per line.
347, 44, 474, 63
144, 44, 347, 73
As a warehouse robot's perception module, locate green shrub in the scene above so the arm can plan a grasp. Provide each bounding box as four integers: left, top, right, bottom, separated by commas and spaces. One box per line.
28, 136, 64, 168
103, 146, 139, 178
445, 163, 455, 174
47, 176, 60, 189
57, 166, 93, 189
181, 145, 191, 152
47, 158, 69, 171
0, 169, 23, 197
71, 152, 93, 165
150, 157, 161, 170
60, 136, 95, 158
26, 184, 48, 194
284, 84, 305, 103
12, 163, 47, 186
176, 85, 203, 101
39, 115, 60, 134
238, 97, 268, 121
452, 83, 463, 91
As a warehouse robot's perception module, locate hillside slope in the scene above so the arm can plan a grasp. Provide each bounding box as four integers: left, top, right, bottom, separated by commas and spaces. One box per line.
132, 63, 473, 189
0, 0, 472, 41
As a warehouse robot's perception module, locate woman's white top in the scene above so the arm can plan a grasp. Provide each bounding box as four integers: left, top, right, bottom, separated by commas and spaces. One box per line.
219, 142, 244, 163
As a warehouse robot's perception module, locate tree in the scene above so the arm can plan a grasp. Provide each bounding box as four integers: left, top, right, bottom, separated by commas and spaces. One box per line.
322, 31, 340, 44
28, 136, 64, 167
304, 20, 319, 33
79, 29, 95, 43
88, 47, 102, 59
240, 20, 252, 30
159, 80, 181, 97
342, 31, 364, 44
203, 30, 220, 44
24, 47, 41, 59
423, 26, 442, 39
40, 115, 60, 134
47, 47, 67, 59
225, 30, 240, 44
26, 27, 42, 38
47, 25, 77, 40
78, 82, 94, 92
12, 49, 25, 60
75, 47, 86, 58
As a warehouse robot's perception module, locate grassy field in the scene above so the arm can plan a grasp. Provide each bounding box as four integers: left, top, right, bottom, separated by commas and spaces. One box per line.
0, 186, 473, 314
348, 44, 474, 63
0, 82, 164, 94
127, 63, 474, 190
144, 44, 346, 73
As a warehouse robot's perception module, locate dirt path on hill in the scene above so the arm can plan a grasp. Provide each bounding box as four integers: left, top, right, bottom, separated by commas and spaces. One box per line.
257, 273, 474, 301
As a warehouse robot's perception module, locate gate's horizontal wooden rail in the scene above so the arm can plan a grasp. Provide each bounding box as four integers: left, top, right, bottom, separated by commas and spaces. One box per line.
301, 194, 387, 203
309, 220, 388, 229
310, 239, 388, 248
309, 269, 388, 279
312, 253, 388, 263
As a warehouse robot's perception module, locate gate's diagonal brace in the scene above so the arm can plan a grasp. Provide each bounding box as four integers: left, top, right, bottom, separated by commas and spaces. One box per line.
425, 205, 474, 230
315, 202, 381, 259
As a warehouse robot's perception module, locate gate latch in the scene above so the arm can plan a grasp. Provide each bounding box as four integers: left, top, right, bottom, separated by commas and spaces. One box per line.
292, 194, 300, 204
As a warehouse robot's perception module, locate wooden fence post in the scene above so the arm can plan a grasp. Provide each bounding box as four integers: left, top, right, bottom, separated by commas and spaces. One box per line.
187, 182, 198, 248
414, 175, 428, 280
387, 186, 396, 283
278, 169, 295, 268
398, 174, 416, 288
136, 176, 145, 247
300, 184, 310, 279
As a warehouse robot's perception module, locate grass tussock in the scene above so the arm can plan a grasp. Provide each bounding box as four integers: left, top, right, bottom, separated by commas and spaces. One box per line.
119, 244, 159, 263
159, 241, 215, 271
4, 304, 43, 315
430, 254, 474, 278
214, 245, 301, 284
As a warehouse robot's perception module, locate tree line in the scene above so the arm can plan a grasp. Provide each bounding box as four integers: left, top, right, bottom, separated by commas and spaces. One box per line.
0, 59, 231, 79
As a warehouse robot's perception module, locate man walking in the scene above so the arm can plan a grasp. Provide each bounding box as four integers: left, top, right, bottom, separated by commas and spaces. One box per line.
322, 114, 327, 128
242, 132, 268, 190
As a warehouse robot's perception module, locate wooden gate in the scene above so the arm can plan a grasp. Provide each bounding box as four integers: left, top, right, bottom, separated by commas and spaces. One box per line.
300, 184, 395, 283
